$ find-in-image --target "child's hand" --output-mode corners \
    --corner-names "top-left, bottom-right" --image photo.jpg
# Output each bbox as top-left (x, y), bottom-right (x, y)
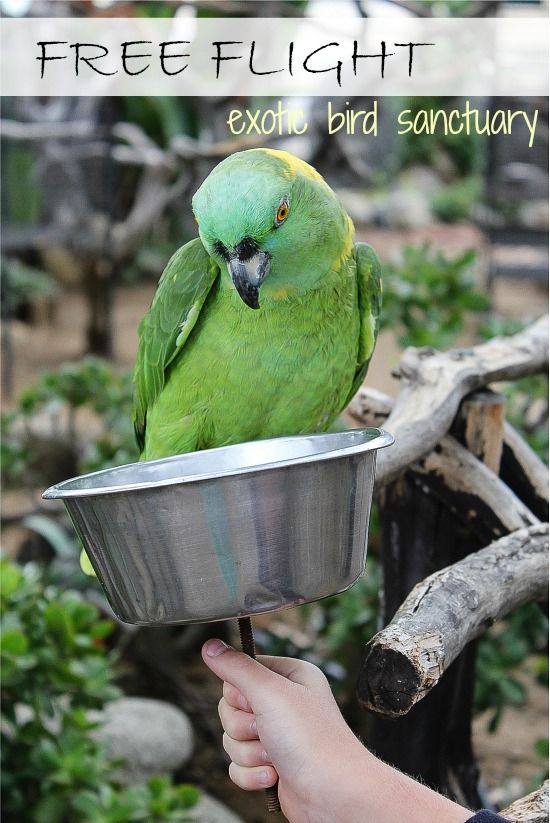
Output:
top-left (202, 638), bottom-right (368, 823)
top-left (202, 639), bottom-right (471, 823)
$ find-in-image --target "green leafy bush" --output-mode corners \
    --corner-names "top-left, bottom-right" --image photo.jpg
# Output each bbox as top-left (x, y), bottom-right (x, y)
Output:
top-left (381, 244), bottom-right (489, 349)
top-left (1, 559), bottom-right (199, 823)
top-left (431, 175), bottom-right (483, 223)
top-left (0, 411), bottom-right (30, 488)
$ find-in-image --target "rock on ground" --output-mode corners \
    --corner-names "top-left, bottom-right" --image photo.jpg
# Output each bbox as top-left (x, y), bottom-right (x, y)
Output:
top-left (91, 697), bottom-right (194, 784)
top-left (192, 793), bottom-right (246, 823)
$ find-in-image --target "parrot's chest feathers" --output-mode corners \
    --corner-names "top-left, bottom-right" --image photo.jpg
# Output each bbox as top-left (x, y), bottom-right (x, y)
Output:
top-left (219, 271), bottom-right (357, 371)
top-left (145, 261), bottom-right (361, 454)
top-left (172, 268), bottom-right (360, 437)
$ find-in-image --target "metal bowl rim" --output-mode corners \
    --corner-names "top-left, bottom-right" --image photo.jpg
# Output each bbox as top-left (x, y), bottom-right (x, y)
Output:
top-left (43, 427), bottom-right (393, 500)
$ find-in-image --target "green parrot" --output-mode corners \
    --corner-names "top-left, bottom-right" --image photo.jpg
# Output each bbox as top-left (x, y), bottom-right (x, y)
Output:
top-left (133, 148), bottom-right (381, 460)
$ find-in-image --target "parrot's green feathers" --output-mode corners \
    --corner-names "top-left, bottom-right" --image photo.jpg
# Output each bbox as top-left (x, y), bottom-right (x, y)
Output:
top-left (133, 148), bottom-right (382, 460)
top-left (132, 239), bottom-right (218, 451)
top-left (345, 242), bottom-right (382, 406)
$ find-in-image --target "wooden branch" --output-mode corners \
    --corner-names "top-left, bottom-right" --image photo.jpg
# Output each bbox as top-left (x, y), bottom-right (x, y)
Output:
top-left (1, 119), bottom-right (99, 140)
top-left (170, 133), bottom-right (266, 160)
top-left (501, 780), bottom-right (549, 823)
top-left (348, 385), bottom-right (393, 424)
top-left (111, 122), bottom-right (183, 171)
top-left (351, 317), bottom-right (548, 488)
top-left (367, 389), bottom-right (510, 806)
top-left (110, 170), bottom-right (190, 260)
top-left (357, 524), bottom-right (549, 717)
top-left (349, 388), bottom-right (540, 539)
top-left (452, 389), bottom-right (504, 473)
top-left (414, 435), bottom-right (538, 539)
top-left (501, 422), bottom-right (549, 521)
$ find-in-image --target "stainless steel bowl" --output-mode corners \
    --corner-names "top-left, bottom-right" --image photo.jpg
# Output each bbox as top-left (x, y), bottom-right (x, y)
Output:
top-left (43, 428), bottom-right (393, 626)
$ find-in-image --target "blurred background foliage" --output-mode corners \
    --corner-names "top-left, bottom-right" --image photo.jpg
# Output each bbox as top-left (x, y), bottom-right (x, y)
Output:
top-left (1, 0), bottom-right (548, 820)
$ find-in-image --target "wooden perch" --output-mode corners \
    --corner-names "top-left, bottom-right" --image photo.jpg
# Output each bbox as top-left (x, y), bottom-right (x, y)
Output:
top-left (361, 317), bottom-right (548, 489)
top-left (349, 387), bottom-right (544, 538)
top-left (413, 435), bottom-right (538, 538)
top-left (357, 524), bottom-right (549, 717)
top-left (501, 780), bottom-right (549, 823)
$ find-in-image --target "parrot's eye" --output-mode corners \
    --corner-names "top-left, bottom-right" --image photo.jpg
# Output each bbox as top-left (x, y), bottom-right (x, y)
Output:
top-left (274, 196), bottom-right (290, 228)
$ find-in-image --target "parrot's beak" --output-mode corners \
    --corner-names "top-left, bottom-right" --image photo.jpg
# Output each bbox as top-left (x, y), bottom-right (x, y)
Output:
top-left (227, 251), bottom-right (271, 310)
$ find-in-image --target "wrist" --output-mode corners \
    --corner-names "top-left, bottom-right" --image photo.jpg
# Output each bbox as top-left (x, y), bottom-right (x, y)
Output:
top-left (310, 737), bottom-right (378, 823)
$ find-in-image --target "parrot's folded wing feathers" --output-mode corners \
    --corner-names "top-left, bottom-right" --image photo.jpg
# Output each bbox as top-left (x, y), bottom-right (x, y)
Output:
top-left (133, 239), bottom-right (219, 452)
top-left (344, 242), bottom-right (382, 407)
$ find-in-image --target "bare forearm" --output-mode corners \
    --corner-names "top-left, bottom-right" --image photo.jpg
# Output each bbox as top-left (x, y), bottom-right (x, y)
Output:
top-left (319, 741), bottom-right (470, 823)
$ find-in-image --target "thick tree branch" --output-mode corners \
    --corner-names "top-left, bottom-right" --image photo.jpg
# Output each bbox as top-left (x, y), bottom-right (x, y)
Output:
top-left (350, 317), bottom-right (548, 489)
top-left (349, 387), bottom-right (543, 538)
top-left (413, 435), bottom-right (538, 539)
top-left (501, 780), bottom-right (549, 823)
top-left (357, 524), bottom-right (549, 717)
top-left (110, 170), bottom-right (190, 260)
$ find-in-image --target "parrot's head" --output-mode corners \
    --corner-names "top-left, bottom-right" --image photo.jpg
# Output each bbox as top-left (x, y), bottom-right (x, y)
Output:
top-left (192, 148), bottom-right (353, 309)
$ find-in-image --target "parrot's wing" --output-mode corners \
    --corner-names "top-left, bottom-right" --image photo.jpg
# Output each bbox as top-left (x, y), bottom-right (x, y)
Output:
top-left (133, 238), bottom-right (219, 452)
top-left (344, 242), bottom-right (382, 407)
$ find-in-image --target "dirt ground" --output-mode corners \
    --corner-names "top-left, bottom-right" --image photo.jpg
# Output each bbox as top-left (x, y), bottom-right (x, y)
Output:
top-left (473, 672), bottom-right (548, 808)
top-left (2, 222), bottom-right (548, 818)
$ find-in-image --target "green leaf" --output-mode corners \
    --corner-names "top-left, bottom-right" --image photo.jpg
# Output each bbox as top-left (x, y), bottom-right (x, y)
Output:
top-left (0, 561), bottom-right (24, 600)
top-left (32, 792), bottom-right (68, 823)
top-left (1, 628), bottom-right (29, 656)
top-left (89, 620), bottom-right (114, 640)
top-left (535, 737), bottom-right (549, 759)
top-left (71, 790), bottom-right (103, 820)
top-left (498, 677), bottom-right (525, 708)
top-left (70, 599), bottom-right (98, 629)
top-left (173, 783), bottom-right (200, 809)
top-left (79, 549), bottom-right (97, 577)
top-left (44, 602), bottom-right (75, 647)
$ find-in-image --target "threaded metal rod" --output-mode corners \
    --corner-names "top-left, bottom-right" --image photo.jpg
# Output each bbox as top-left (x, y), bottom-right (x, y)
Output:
top-left (238, 615), bottom-right (256, 658)
top-left (237, 617), bottom-right (281, 815)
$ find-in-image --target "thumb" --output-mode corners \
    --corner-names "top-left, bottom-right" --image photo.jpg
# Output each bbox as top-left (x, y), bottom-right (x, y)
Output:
top-left (202, 639), bottom-right (289, 710)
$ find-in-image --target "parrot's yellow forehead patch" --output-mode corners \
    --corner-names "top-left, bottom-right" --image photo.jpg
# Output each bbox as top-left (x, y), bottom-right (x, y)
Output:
top-left (261, 149), bottom-right (324, 183)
